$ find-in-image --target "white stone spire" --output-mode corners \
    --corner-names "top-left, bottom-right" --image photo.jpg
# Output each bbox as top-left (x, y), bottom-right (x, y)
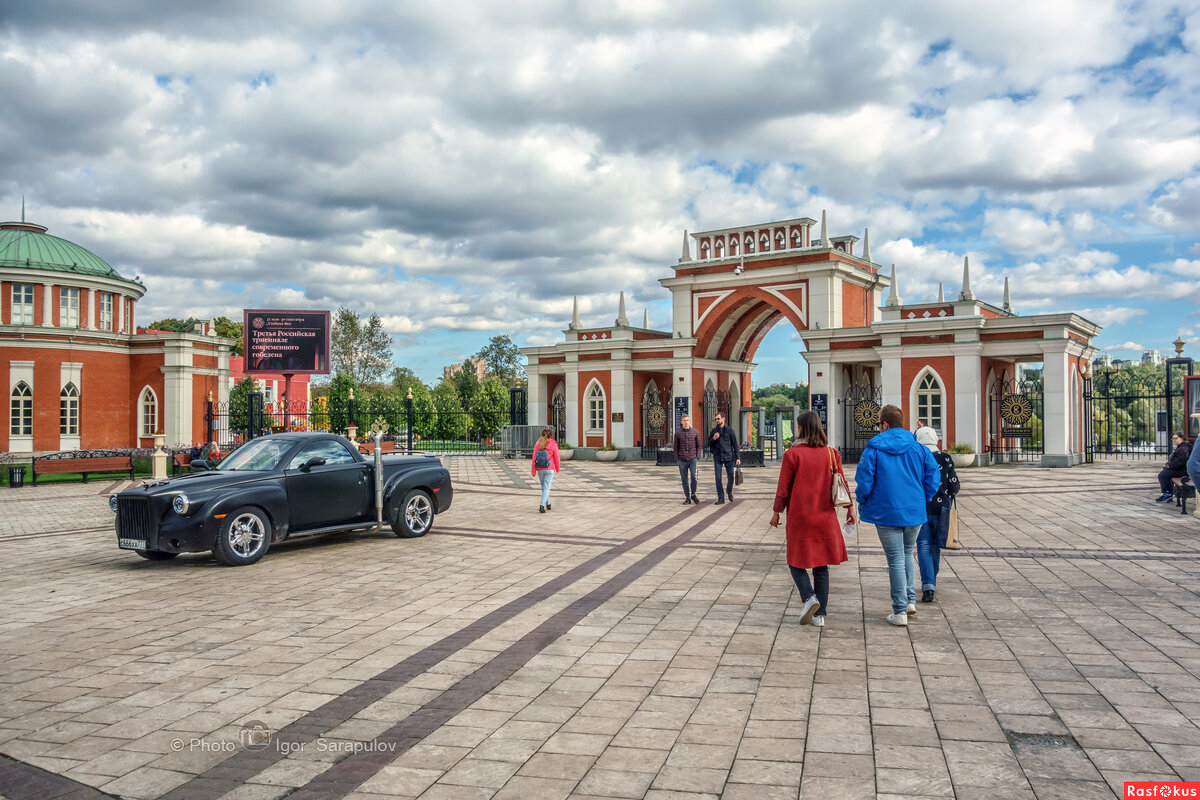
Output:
top-left (679, 229), bottom-right (691, 263)
top-left (642, 308), bottom-right (649, 329)
top-left (570, 296), bottom-right (580, 329)
top-left (958, 256), bottom-right (975, 301)
top-left (1002, 276), bottom-right (1014, 314)
top-left (937, 282), bottom-right (945, 303)
top-left (886, 264), bottom-right (902, 308)
top-left (616, 291), bottom-right (629, 327)
top-left (862, 228), bottom-right (871, 262)
top-left (818, 209), bottom-right (828, 246)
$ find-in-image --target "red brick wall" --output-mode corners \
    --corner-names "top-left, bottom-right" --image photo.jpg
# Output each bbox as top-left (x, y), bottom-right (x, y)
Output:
top-left (842, 282), bottom-right (869, 328)
top-left (1, 282), bottom-right (9, 323)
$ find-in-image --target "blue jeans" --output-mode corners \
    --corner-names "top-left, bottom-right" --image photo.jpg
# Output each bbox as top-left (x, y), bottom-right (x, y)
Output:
top-left (714, 459), bottom-right (735, 500)
top-left (877, 524), bottom-right (920, 614)
top-left (915, 512), bottom-right (941, 591)
top-left (1189, 444), bottom-right (1200, 492)
top-left (538, 469), bottom-right (554, 506)
top-left (677, 458), bottom-right (698, 499)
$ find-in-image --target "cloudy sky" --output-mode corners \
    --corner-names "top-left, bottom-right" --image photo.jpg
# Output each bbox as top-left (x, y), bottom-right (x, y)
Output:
top-left (3, 1), bottom-right (1200, 386)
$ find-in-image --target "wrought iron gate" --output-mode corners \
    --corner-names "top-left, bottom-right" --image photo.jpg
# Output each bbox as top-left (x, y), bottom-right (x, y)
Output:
top-left (549, 392), bottom-right (567, 444)
top-left (640, 387), bottom-right (672, 459)
top-left (1087, 367), bottom-right (1170, 460)
top-left (841, 383), bottom-right (881, 463)
top-left (700, 388), bottom-right (731, 442)
top-left (986, 373), bottom-right (1044, 462)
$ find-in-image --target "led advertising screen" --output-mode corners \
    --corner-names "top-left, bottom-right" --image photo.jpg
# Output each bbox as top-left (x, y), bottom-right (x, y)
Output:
top-left (243, 309), bottom-right (331, 375)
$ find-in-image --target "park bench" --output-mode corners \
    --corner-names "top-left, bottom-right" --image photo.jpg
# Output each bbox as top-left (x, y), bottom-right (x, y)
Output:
top-left (1171, 475), bottom-right (1194, 516)
top-left (358, 441), bottom-right (396, 455)
top-left (32, 452), bottom-right (134, 486)
top-left (172, 452), bottom-right (192, 475)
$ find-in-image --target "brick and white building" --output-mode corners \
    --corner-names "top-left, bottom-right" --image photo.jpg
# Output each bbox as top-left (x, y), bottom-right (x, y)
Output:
top-left (1, 219), bottom-right (234, 452)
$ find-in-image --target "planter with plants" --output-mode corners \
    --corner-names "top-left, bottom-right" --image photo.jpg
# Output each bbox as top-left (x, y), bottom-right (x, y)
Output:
top-left (596, 443), bottom-right (619, 462)
top-left (558, 442), bottom-right (574, 461)
top-left (946, 443), bottom-right (976, 468)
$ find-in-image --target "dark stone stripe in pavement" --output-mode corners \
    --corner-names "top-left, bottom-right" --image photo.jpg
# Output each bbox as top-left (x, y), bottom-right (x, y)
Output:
top-left (159, 503), bottom-right (706, 800)
top-left (0, 753), bottom-right (116, 800)
top-left (436, 526), bottom-right (615, 547)
top-left (286, 504), bottom-right (735, 800)
top-left (493, 458), bottom-right (534, 489)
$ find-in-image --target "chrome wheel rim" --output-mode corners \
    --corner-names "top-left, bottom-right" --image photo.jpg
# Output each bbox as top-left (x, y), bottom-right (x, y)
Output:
top-left (405, 494), bottom-right (432, 534)
top-left (228, 513), bottom-right (266, 557)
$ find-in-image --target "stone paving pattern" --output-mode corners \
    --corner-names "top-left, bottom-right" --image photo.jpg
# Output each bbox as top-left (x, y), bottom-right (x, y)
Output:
top-left (0, 455), bottom-right (1198, 799)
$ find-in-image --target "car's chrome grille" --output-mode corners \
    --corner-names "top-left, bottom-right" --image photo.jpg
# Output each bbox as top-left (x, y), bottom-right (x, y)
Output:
top-left (117, 497), bottom-right (153, 543)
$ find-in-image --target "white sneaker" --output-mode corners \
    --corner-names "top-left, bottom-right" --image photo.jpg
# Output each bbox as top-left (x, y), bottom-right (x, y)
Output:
top-left (907, 603), bottom-right (917, 616)
top-left (887, 612), bottom-right (908, 627)
top-left (798, 596), bottom-right (821, 625)
top-left (810, 615), bottom-right (825, 627)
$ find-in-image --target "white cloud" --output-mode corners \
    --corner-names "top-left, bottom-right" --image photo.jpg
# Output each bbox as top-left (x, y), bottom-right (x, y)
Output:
top-left (1103, 341), bottom-right (1147, 353)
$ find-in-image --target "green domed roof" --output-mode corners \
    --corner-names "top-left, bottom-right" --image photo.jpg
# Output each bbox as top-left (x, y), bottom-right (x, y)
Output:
top-left (0, 221), bottom-right (138, 284)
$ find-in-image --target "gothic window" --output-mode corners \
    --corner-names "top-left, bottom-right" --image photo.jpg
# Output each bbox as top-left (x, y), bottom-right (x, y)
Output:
top-left (791, 230), bottom-right (801, 247)
top-left (745, 235), bottom-right (754, 254)
top-left (60, 383), bottom-right (80, 435)
top-left (729, 237), bottom-right (738, 256)
top-left (140, 387), bottom-right (158, 437)
top-left (916, 373), bottom-right (944, 435)
top-left (586, 381), bottom-right (606, 433)
top-left (760, 234), bottom-right (769, 251)
top-left (10, 382), bottom-right (32, 436)
top-left (774, 231), bottom-right (785, 250)
top-left (714, 239), bottom-right (723, 258)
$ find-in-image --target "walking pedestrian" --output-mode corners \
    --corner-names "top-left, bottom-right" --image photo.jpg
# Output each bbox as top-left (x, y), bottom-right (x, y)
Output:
top-left (914, 426), bottom-right (960, 603)
top-left (672, 414), bottom-right (703, 504)
top-left (708, 412), bottom-right (741, 505)
top-left (769, 411), bottom-right (854, 627)
top-left (531, 427), bottom-right (561, 513)
top-left (854, 404), bottom-right (940, 627)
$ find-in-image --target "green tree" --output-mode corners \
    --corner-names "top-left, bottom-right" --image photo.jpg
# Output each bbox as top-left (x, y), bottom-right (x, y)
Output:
top-left (228, 376), bottom-right (260, 433)
top-left (390, 367), bottom-right (423, 396)
top-left (330, 307), bottom-right (393, 385)
top-left (452, 360), bottom-right (481, 408)
top-left (408, 380), bottom-right (436, 440)
top-left (470, 377), bottom-right (509, 441)
top-left (213, 316), bottom-right (244, 356)
top-left (476, 335), bottom-right (526, 387)
top-left (328, 371), bottom-right (358, 435)
top-left (147, 317), bottom-right (189, 332)
top-left (432, 379), bottom-right (466, 440)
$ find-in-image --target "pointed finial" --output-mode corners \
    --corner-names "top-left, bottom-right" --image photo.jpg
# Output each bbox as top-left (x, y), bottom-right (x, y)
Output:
top-left (959, 256), bottom-right (975, 301)
top-left (616, 291), bottom-right (629, 326)
top-left (937, 282), bottom-right (945, 303)
top-left (1002, 276), bottom-right (1014, 314)
top-left (642, 308), bottom-right (649, 329)
top-left (886, 264), bottom-right (902, 308)
top-left (862, 228), bottom-right (871, 262)
top-left (818, 210), bottom-right (828, 246)
top-left (679, 229), bottom-right (692, 263)
top-left (570, 296), bottom-right (580, 330)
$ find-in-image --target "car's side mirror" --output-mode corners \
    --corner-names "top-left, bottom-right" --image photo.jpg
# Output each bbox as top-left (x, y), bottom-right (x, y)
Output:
top-left (299, 457), bottom-right (327, 473)
top-left (189, 459), bottom-right (211, 472)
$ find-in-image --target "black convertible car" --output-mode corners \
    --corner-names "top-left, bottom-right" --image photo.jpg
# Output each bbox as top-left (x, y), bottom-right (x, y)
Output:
top-left (109, 432), bottom-right (453, 566)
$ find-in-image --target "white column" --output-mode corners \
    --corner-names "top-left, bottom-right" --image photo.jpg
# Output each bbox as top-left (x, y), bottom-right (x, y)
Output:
top-left (162, 339), bottom-right (194, 445)
top-left (115, 293), bottom-right (124, 333)
top-left (880, 349), bottom-right (903, 409)
top-left (611, 364), bottom-right (634, 448)
top-left (527, 367), bottom-right (545, 426)
top-left (806, 351), bottom-right (835, 447)
top-left (953, 348), bottom-right (982, 454)
top-left (564, 368), bottom-right (580, 448)
top-left (42, 283), bottom-right (53, 326)
top-left (1041, 344), bottom-right (1072, 467)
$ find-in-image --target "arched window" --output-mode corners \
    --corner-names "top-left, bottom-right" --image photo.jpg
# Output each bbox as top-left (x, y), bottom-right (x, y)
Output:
top-left (714, 239), bottom-right (723, 258)
top-left (10, 382), bottom-right (32, 436)
top-left (774, 231), bottom-right (785, 250)
top-left (759, 234), bottom-right (769, 252)
top-left (915, 373), bottom-right (944, 435)
top-left (791, 230), bottom-right (802, 247)
top-left (140, 387), bottom-right (158, 437)
top-left (60, 383), bottom-right (80, 436)
top-left (586, 381), bottom-right (606, 434)
top-left (700, 242), bottom-right (710, 259)
top-left (744, 235), bottom-right (754, 254)
top-left (729, 237), bottom-right (738, 256)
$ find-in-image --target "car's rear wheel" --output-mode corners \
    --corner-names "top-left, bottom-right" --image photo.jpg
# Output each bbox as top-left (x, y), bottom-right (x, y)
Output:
top-left (392, 489), bottom-right (434, 538)
top-left (213, 507), bottom-right (271, 566)
top-left (134, 550), bottom-right (178, 561)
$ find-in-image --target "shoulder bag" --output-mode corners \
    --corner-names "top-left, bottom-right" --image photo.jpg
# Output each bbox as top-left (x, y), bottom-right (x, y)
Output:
top-left (827, 447), bottom-right (853, 508)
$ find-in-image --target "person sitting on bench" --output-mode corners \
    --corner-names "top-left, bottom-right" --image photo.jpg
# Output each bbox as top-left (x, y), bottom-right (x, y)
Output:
top-left (1157, 431), bottom-right (1192, 502)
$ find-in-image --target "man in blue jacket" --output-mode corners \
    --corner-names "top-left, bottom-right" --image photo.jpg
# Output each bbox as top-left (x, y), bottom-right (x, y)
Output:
top-left (854, 404), bottom-right (941, 627)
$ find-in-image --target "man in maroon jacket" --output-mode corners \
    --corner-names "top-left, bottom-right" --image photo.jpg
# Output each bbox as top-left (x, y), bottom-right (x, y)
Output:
top-left (673, 414), bottom-right (703, 504)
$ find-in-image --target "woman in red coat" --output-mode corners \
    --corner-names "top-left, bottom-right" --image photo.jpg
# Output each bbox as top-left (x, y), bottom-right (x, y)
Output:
top-left (769, 411), bottom-right (855, 627)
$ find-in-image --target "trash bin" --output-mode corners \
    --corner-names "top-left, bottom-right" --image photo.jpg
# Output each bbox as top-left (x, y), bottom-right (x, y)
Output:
top-left (8, 466), bottom-right (24, 488)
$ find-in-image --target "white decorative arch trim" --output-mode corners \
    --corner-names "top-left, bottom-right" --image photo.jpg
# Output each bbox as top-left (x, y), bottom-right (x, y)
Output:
top-left (760, 283), bottom-right (808, 327)
top-left (584, 379), bottom-right (606, 437)
top-left (692, 290), bottom-right (735, 334)
top-left (908, 365), bottom-right (948, 440)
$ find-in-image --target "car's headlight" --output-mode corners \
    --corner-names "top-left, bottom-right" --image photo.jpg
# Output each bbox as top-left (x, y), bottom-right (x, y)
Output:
top-left (172, 494), bottom-right (191, 515)
top-left (109, 496), bottom-right (119, 513)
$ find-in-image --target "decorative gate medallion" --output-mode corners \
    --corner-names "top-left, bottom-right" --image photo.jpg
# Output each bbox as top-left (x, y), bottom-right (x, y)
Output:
top-left (853, 399), bottom-right (881, 430)
top-left (999, 393), bottom-right (1034, 439)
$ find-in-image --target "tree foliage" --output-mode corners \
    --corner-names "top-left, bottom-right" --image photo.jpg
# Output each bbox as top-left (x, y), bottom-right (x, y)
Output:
top-left (408, 380), bottom-right (436, 439)
top-left (432, 379), bottom-right (466, 440)
top-left (228, 376), bottom-right (260, 433)
top-left (452, 360), bottom-right (481, 407)
top-left (330, 307), bottom-right (393, 385)
top-left (328, 371), bottom-right (357, 435)
top-left (470, 377), bottom-right (509, 440)
top-left (751, 383), bottom-right (808, 408)
top-left (213, 316), bottom-right (244, 356)
top-left (476, 335), bottom-right (526, 387)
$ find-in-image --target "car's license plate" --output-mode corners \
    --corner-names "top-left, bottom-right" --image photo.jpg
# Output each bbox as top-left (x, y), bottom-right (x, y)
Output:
top-left (118, 537), bottom-right (147, 550)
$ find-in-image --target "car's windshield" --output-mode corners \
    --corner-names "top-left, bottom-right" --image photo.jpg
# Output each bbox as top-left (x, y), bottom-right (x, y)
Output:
top-left (218, 439), bottom-right (295, 471)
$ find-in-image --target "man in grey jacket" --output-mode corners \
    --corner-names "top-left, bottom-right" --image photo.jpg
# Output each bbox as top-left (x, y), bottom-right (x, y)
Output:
top-left (672, 414), bottom-right (703, 504)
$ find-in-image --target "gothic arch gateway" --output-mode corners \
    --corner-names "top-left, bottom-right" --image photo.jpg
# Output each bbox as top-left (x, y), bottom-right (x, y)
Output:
top-left (522, 214), bottom-right (1099, 466)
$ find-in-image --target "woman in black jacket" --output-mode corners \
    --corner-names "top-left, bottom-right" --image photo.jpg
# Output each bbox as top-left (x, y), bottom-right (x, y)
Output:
top-left (1157, 432), bottom-right (1192, 502)
top-left (915, 427), bottom-right (959, 603)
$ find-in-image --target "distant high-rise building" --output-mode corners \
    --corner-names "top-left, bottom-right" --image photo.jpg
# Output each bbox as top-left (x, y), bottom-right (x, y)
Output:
top-left (443, 357), bottom-right (488, 382)
top-left (1141, 349), bottom-right (1163, 366)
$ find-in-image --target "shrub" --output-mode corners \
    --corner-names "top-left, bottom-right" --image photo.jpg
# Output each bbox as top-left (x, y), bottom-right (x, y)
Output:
top-left (598, 443), bottom-right (617, 451)
top-left (946, 442), bottom-right (975, 454)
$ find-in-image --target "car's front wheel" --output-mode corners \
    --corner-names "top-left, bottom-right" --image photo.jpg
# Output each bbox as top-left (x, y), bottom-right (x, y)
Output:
top-left (392, 489), bottom-right (434, 538)
top-left (213, 507), bottom-right (271, 566)
top-left (135, 550), bottom-right (178, 561)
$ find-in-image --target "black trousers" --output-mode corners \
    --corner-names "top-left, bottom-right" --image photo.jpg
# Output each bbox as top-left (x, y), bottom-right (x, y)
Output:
top-left (789, 565), bottom-right (829, 616)
top-left (714, 459), bottom-right (735, 500)
top-left (1160, 467), bottom-right (1188, 494)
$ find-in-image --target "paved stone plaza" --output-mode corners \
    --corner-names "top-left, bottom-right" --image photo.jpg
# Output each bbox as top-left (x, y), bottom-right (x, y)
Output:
top-left (0, 457), bottom-right (1198, 800)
